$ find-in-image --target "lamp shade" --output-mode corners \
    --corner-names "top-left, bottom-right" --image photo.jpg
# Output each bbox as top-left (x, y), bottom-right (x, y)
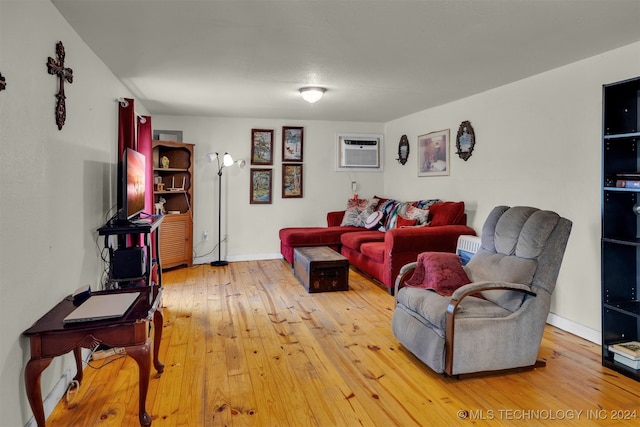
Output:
top-left (299, 87), bottom-right (326, 103)
top-left (223, 153), bottom-right (234, 167)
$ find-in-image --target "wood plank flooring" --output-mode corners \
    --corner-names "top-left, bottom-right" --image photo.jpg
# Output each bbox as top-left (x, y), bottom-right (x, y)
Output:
top-left (46, 260), bottom-right (640, 426)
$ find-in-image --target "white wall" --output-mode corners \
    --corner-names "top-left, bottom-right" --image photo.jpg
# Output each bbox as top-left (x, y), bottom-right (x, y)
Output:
top-left (0, 1), bottom-right (146, 425)
top-left (384, 42), bottom-right (640, 339)
top-left (151, 116), bottom-right (384, 263)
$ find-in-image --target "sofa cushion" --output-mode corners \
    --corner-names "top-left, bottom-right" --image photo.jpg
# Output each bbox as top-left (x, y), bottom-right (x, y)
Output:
top-left (341, 230), bottom-right (385, 251)
top-left (364, 211), bottom-right (384, 229)
top-left (279, 226), bottom-right (361, 246)
top-left (375, 197), bottom-right (441, 230)
top-left (360, 241), bottom-right (385, 263)
top-left (404, 205), bottom-right (430, 225)
top-left (383, 201), bottom-right (407, 230)
top-left (429, 201), bottom-right (465, 226)
top-left (396, 216), bottom-right (418, 228)
top-left (340, 198), bottom-right (380, 227)
top-left (406, 252), bottom-right (471, 296)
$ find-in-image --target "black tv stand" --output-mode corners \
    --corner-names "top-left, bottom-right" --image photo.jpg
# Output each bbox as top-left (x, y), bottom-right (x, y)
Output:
top-left (98, 215), bottom-right (164, 289)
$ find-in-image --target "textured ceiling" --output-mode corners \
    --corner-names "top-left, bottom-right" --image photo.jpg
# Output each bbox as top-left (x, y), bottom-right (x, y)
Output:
top-left (52, 0), bottom-right (640, 122)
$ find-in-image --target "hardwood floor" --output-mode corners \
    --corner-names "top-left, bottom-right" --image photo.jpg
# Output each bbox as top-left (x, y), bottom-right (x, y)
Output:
top-left (46, 260), bottom-right (640, 426)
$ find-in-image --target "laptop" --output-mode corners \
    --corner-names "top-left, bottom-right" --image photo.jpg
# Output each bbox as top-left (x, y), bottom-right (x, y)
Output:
top-left (63, 292), bottom-right (140, 324)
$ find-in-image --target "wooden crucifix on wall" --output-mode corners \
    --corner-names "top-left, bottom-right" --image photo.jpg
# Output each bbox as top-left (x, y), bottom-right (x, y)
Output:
top-left (47, 41), bottom-right (73, 130)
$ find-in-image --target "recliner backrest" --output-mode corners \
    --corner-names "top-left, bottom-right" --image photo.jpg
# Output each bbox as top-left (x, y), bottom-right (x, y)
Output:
top-left (464, 206), bottom-right (568, 312)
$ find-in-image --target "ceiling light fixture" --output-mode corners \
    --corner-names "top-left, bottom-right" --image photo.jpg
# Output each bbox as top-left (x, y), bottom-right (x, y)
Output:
top-left (299, 87), bottom-right (326, 103)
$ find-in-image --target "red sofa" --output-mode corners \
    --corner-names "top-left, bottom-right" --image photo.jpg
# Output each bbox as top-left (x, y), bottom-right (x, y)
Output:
top-left (279, 200), bottom-right (476, 294)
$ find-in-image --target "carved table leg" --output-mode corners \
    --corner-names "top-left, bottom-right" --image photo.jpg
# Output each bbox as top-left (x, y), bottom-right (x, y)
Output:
top-left (126, 341), bottom-right (152, 426)
top-left (25, 358), bottom-right (53, 427)
top-left (153, 309), bottom-right (164, 373)
top-left (72, 346), bottom-right (83, 384)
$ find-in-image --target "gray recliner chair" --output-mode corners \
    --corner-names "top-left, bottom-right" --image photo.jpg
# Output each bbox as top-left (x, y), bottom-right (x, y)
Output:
top-left (391, 206), bottom-right (572, 377)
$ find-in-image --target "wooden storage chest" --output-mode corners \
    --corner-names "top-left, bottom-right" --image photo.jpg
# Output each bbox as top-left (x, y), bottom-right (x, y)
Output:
top-left (293, 246), bottom-right (349, 293)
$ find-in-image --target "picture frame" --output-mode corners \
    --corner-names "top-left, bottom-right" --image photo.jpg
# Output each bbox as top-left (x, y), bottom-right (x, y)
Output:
top-left (455, 120), bottom-right (475, 161)
top-left (251, 129), bottom-right (274, 165)
top-left (418, 129), bottom-right (450, 176)
top-left (250, 168), bottom-right (273, 204)
top-left (282, 126), bottom-right (304, 162)
top-left (282, 164), bottom-right (303, 198)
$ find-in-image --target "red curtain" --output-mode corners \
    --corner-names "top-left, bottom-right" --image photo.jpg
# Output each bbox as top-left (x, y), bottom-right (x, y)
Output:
top-left (118, 98), bottom-right (136, 159)
top-left (137, 115), bottom-right (153, 215)
top-left (118, 99), bottom-right (158, 284)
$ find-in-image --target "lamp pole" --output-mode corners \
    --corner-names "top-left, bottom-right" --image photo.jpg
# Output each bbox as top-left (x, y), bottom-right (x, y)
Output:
top-left (210, 152), bottom-right (234, 267)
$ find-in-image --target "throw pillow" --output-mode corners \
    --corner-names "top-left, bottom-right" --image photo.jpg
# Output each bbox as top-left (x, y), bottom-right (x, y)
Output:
top-left (406, 252), bottom-right (471, 296)
top-left (405, 205), bottom-right (430, 225)
top-left (396, 215), bottom-right (417, 228)
top-left (428, 201), bottom-right (465, 226)
top-left (364, 211), bottom-right (384, 229)
top-left (340, 198), bottom-right (380, 227)
top-left (382, 202), bottom-right (407, 230)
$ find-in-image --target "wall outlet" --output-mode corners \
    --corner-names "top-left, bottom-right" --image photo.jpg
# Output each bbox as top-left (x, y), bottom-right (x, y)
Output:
top-left (202, 230), bottom-right (208, 241)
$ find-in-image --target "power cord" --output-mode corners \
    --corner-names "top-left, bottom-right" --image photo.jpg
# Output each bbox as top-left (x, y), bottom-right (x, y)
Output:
top-left (64, 344), bottom-right (126, 406)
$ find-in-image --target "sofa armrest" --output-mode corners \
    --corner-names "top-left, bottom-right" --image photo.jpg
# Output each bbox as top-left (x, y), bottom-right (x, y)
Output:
top-left (327, 210), bottom-right (345, 227)
top-left (383, 225), bottom-right (476, 288)
top-left (386, 225), bottom-right (476, 254)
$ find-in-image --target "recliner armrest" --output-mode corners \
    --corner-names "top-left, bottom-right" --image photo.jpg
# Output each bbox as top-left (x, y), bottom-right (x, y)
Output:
top-left (394, 262), bottom-right (417, 304)
top-left (449, 281), bottom-right (535, 303)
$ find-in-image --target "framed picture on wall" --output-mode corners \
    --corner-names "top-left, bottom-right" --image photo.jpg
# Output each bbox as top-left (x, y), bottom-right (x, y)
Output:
top-left (282, 126), bottom-right (304, 162)
top-left (250, 168), bottom-right (273, 204)
top-left (418, 129), bottom-right (450, 177)
top-left (282, 164), bottom-right (303, 198)
top-left (251, 129), bottom-right (274, 165)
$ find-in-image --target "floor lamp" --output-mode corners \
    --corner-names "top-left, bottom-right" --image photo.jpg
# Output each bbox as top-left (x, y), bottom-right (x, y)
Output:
top-left (208, 152), bottom-right (234, 267)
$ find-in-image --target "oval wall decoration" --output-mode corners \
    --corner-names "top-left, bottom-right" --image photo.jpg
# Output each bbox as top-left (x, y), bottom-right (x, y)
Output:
top-left (397, 134), bottom-right (409, 165)
top-left (455, 121), bottom-right (475, 161)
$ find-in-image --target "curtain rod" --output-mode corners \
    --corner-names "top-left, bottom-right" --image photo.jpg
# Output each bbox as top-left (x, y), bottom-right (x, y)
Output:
top-left (116, 98), bottom-right (147, 123)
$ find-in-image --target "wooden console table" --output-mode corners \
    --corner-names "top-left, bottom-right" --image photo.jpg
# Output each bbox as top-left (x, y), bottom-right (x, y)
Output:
top-left (22, 286), bottom-right (164, 426)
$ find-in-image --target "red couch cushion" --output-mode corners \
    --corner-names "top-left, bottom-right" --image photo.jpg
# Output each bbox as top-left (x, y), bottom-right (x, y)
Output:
top-left (340, 230), bottom-right (385, 251)
top-left (279, 226), bottom-right (361, 246)
top-left (360, 242), bottom-right (385, 263)
top-left (429, 201), bottom-right (465, 226)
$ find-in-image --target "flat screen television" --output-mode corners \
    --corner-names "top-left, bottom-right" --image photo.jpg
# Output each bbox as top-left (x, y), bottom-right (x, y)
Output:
top-left (118, 148), bottom-right (146, 222)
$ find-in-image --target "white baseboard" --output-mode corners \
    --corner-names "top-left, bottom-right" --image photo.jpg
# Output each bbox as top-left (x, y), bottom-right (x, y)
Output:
top-left (24, 366), bottom-right (73, 427)
top-left (547, 312), bottom-right (601, 345)
top-left (24, 349), bottom-right (91, 427)
top-left (194, 253), bottom-right (283, 265)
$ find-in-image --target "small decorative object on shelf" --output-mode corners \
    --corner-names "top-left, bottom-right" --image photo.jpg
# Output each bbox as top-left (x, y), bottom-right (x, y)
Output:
top-left (609, 341), bottom-right (640, 359)
top-left (155, 197), bottom-right (166, 215)
top-left (46, 41), bottom-right (73, 130)
top-left (161, 155), bottom-right (170, 168)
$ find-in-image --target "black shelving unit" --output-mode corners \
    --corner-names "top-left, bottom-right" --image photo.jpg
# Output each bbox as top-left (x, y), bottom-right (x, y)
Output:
top-left (98, 215), bottom-right (164, 290)
top-left (601, 76), bottom-right (640, 381)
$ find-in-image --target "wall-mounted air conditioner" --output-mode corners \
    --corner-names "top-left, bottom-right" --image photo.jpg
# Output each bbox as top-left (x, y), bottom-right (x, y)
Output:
top-left (336, 133), bottom-right (383, 172)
